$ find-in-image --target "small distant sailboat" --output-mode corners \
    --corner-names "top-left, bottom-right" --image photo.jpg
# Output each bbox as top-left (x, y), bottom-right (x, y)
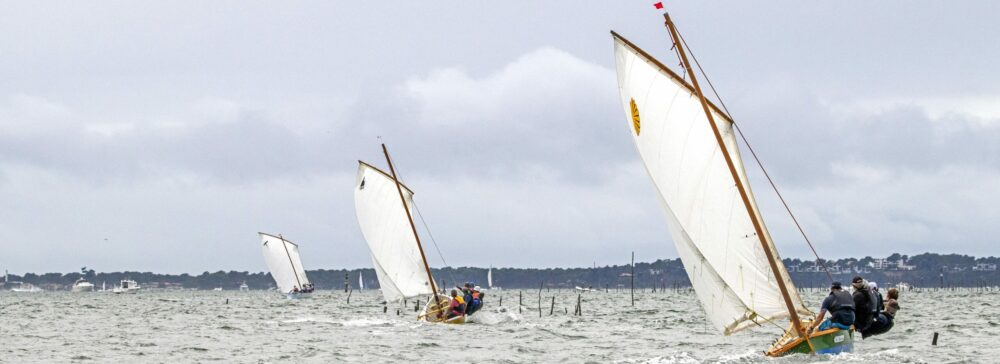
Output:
top-left (354, 144), bottom-right (466, 324)
top-left (112, 279), bottom-right (140, 294)
top-left (358, 271), bottom-right (365, 291)
top-left (259, 232), bottom-right (313, 299)
top-left (487, 266), bottom-right (500, 291)
top-left (613, 7), bottom-right (850, 356)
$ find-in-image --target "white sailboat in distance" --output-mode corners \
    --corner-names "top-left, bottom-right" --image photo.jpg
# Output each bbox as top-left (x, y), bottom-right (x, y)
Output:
top-left (259, 232), bottom-right (313, 299)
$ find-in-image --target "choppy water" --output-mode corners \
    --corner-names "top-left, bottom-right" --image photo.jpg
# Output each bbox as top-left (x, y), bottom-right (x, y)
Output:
top-left (0, 288), bottom-right (994, 363)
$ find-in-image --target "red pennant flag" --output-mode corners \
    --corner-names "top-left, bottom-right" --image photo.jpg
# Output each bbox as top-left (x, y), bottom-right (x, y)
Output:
top-left (654, 2), bottom-right (664, 9)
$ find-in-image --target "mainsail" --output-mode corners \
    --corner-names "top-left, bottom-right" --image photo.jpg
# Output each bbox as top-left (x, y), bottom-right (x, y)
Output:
top-left (354, 161), bottom-right (434, 302)
top-left (612, 32), bottom-right (809, 335)
top-left (359, 271), bottom-right (365, 290)
top-left (487, 267), bottom-right (493, 289)
top-left (260, 232), bottom-right (310, 294)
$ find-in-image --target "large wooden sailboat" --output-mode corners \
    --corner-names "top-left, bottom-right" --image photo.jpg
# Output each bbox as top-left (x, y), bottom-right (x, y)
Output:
top-left (260, 232), bottom-right (313, 299)
top-left (612, 9), bottom-right (852, 356)
top-left (353, 144), bottom-right (464, 324)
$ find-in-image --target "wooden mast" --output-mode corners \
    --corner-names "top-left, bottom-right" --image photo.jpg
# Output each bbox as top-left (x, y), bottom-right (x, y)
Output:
top-left (381, 143), bottom-right (442, 306)
top-left (277, 234), bottom-right (303, 290)
top-left (661, 11), bottom-right (806, 339)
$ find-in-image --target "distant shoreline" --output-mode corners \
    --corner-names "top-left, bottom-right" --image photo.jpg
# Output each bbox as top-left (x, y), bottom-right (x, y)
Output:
top-left (4, 252), bottom-right (998, 291)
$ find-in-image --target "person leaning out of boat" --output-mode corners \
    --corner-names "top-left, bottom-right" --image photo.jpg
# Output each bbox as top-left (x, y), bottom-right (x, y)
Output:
top-left (447, 289), bottom-right (466, 319)
top-left (456, 282), bottom-right (474, 312)
top-left (869, 282), bottom-right (884, 312)
top-left (808, 281), bottom-right (855, 333)
top-left (862, 287), bottom-right (901, 338)
top-left (867, 281), bottom-right (880, 325)
top-left (852, 276), bottom-right (875, 332)
top-left (466, 286), bottom-right (484, 315)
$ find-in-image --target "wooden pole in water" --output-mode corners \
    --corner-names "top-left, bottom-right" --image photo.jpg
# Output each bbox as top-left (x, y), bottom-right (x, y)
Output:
top-left (499, 295), bottom-right (503, 307)
top-left (538, 282), bottom-right (543, 318)
top-left (576, 293), bottom-right (582, 315)
top-left (550, 296), bottom-right (555, 315)
top-left (661, 10), bottom-right (807, 340)
top-left (346, 288), bottom-right (352, 304)
top-left (932, 332), bottom-right (939, 345)
top-left (519, 291), bottom-right (523, 313)
top-left (631, 251), bottom-right (635, 307)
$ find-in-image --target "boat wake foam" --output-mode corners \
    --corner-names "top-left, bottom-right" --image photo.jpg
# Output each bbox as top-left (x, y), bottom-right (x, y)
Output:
top-left (466, 307), bottom-right (521, 325)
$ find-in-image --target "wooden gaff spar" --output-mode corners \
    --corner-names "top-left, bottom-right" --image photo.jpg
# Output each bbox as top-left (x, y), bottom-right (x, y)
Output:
top-left (611, 8), bottom-right (852, 356)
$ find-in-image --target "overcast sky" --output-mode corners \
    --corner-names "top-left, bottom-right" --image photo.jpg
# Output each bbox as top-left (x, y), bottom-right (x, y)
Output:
top-left (2, 1), bottom-right (998, 274)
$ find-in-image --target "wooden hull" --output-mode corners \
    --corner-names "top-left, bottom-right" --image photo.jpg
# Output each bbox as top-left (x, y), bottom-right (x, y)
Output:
top-left (766, 327), bottom-right (853, 357)
top-left (418, 295), bottom-right (473, 324)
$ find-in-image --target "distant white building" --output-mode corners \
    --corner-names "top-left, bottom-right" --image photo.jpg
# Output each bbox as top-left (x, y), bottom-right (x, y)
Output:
top-left (974, 263), bottom-right (997, 272)
top-left (870, 259), bottom-right (889, 270)
top-left (895, 260), bottom-right (916, 271)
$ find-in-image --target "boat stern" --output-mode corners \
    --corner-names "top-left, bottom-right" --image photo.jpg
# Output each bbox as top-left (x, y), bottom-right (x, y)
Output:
top-left (766, 324), bottom-right (854, 357)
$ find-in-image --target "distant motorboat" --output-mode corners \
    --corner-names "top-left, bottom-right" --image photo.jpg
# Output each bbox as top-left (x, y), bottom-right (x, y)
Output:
top-left (213, 287), bottom-right (223, 292)
top-left (112, 279), bottom-right (140, 294)
top-left (574, 286), bottom-right (594, 292)
top-left (72, 278), bottom-right (95, 292)
top-left (239, 281), bottom-right (249, 292)
top-left (896, 282), bottom-right (911, 291)
top-left (9, 282), bottom-right (43, 293)
top-left (2, 270), bottom-right (40, 292)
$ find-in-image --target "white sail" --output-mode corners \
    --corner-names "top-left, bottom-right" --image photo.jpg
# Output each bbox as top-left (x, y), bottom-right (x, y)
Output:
top-left (359, 271), bottom-right (365, 290)
top-left (613, 33), bottom-right (809, 335)
top-left (354, 161), bottom-right (434, 302)
top-left (260, 232), bottom-right (310, 294)
top-left (487, 267), bottom-right (493, 289)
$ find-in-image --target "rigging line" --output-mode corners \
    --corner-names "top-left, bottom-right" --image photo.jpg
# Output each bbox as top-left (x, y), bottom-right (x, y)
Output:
top-left (411, 197), bottom-right (458, 288)
top-left (385, 149), bottom-right (459, 289)
top-left (673, 28), bottom-right (833, 283)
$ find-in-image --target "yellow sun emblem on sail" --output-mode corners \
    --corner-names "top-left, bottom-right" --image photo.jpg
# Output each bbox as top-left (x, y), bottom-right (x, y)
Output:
top-left (630, 98), bottom-right (640, 136)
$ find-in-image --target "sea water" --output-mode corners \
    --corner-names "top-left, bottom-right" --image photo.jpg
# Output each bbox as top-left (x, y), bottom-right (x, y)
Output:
top-left (0, 288), bottom-right (993, 363)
